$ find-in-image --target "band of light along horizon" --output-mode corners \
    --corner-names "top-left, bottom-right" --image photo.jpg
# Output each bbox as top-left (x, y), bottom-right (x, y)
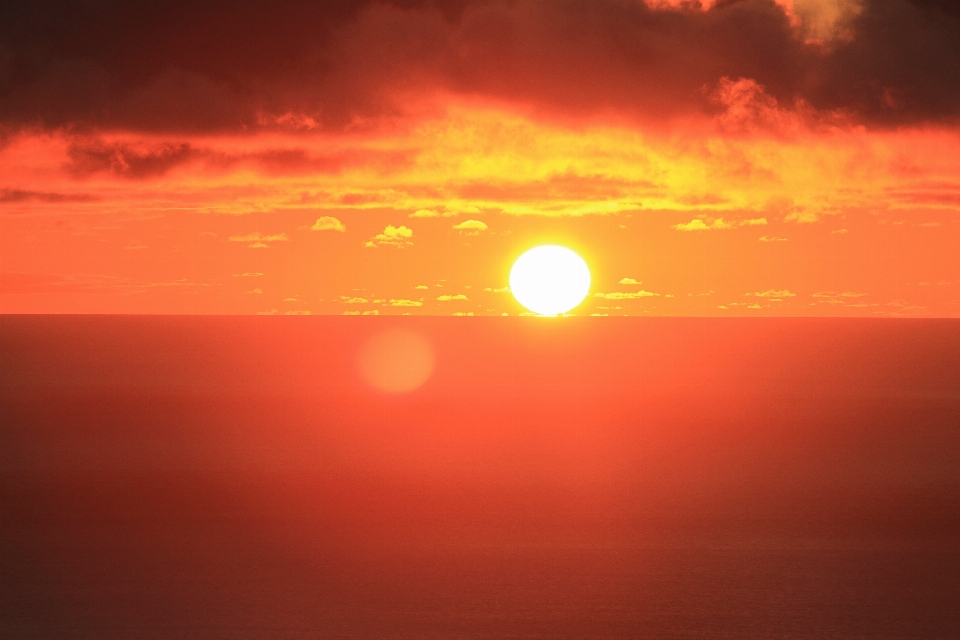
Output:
top-left (510, 246), bottom-right (591, 316)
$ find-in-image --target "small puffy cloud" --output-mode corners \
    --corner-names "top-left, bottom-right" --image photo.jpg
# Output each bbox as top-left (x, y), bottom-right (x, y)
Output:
top-left (619, 278), bottom-right (641, 285)
top-left (311, 216), bottom-right (346, 232)
top-left (410, 209), bottom-right (439, 218)
top-left (452, 312), bottom-right (475, 316)
top-left (283, 297), bottom-right (298, 302)
top-left (747, 304), bottom-right (762, 309)
top-left (785, 205), bottom-right (838, 224)
top-left (362, 310), bottom-right (379, 315)
top-left (233, 272), bottom-right (263, 277)
top-left (341, 296), bottom-right (368, 304)
top-left (748, 289), bottom-right (796, 297)
top-left (813, 291), bottom-right (868, 298)
top-left (364, 225), bottom-right (413, 248)
top-left (414, 285), bottom-right (429, 289)
top-left (673, 217), bottom-right (766, 231)
top-left (452, 219), bottom-right (488, 233)
top-left (759, 236), bottom-right (788, 242)
top-left (389, 299), bottom-right (423, 306)
top-left (343, 310), bottom-right (361, 315)
top-left (247, 288), bottom-right (263, 294)
top-left (595, 290), bottom-right (659, 299)
top-left (484, 286), bottom-right (509, 293)
top-left (248, 242), bottom-right (269, 249)
top-left (437, 294), bottom-right (468, 301)
top-left (285, 310), bottom-right (311, 315)
top-left (673, 218), bottom-right (713, 231)
top-left (229, 232), bottom-right (289, 242)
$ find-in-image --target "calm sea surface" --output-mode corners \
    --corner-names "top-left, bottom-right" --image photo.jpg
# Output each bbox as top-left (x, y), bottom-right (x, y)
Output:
top-left (2, 316), bottom-right (959, 639)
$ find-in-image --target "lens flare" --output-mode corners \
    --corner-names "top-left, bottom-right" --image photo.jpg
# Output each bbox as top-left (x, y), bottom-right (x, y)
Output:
top-left (358, 328), bottom-right (435, 393)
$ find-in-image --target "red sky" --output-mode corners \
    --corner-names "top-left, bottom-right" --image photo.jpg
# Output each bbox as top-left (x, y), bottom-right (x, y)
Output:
top-left (2, 0), bottom-right (959, 315)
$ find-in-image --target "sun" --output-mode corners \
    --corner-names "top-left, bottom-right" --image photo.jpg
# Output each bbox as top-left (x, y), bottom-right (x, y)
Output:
top-left (509, 245), bottom-right (591, 316)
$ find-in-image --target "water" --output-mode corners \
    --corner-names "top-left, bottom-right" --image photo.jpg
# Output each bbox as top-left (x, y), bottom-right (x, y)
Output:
top-left (2, 316), bottom-right (959, 639)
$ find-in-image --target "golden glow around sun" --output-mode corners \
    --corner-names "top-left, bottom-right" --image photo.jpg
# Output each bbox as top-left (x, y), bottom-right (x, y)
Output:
top-left (509, 246), bottom-right (591, 316)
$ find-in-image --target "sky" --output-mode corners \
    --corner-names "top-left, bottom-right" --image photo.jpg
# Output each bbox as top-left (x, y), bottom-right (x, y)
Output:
top-left (1, 0), bottom-right (959, 316)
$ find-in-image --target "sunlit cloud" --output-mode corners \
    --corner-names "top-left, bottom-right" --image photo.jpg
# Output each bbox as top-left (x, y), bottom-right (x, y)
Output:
top-left (311, 216), bottom-right (346, 232)
top-left (364, 225), bottom-right (413, 248)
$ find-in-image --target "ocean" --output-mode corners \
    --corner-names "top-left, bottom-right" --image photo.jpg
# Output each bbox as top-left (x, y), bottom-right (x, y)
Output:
top-left (2, 316), bottom-right (959, 639)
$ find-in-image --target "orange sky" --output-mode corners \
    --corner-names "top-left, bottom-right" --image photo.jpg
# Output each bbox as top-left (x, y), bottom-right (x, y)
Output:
top-left (2, 0), bottom-right (959, 315)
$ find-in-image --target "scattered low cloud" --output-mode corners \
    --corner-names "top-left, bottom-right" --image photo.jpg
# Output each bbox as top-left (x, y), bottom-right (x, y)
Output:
top-left (832, 229), bottom-right (849, 234)
top-left (749, 289), bottom-right (796, 298)
top-left (364, 225), bottom-right (413, 248)
top-left (619, 277), bottom-right (641, 285)
top-left (452, 219), bottom-right (488, 233)
top-left (311, 216), bottom-right (346, 232)
top-left (595, 290), bottom-right (659, 299)
top-left (411, 209), bottom-right (440, 218)
top-left (414, 285), bottom-right (429, 289)
top-left (233, 272), bottom-right (264, 277)
top-left (759, 236), bottom-right (788, 242)
top-left (813, 291), bottom-right (868, 298)
top-left (452, 312), bottom-right (475, 316)
top-left (437, 294), bottom-right (468, 301)
top-left (673, 217), bottom-right (766, 231)
top-left (484, 286), bottom-right (509, 293)
top-left (229, 232), bottom-right (289, 248)
top-left (341, 296), bottom-right (368, 303)
top-left (389, 299), bottom-right (423, 306)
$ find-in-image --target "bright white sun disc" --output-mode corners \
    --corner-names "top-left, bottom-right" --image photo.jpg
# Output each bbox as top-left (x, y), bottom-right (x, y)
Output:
top-left (510, 245), bottom-right (591, 316)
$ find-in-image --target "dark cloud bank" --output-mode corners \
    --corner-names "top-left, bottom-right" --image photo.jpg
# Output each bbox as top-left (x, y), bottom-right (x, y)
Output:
top-left (1, 0), bottom-right (958, 134)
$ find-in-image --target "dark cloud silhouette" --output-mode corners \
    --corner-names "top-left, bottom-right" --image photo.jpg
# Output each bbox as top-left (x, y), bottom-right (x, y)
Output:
top-left (1, 0), bottom-right (957, 133)
top-left (0, 188), bottom-right (99, 203)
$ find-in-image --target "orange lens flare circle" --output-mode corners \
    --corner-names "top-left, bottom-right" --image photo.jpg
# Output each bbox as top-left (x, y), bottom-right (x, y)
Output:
top-left (358, 328), bottom-right (435, 393)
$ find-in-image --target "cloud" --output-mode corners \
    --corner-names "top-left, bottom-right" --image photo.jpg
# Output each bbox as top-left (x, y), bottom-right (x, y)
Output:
top-left (0, 188), bottom-right (98, 203)
top-left (759, 236), bottom-right (789, 242)
top-left (437, 294), bottom-right (468, 301)
top-left (364, 224), bottom-right (413, 248)
top-left (813, 291), bottom-right (868, 297)
top-left (595, 290), bottom-right (659, 299)
top-left (410, 209), bottom-right (440, 218)
top-left (340, 296), bottom-right (369, 304)
top-left (389, 299), bottom-right (423, 306)
top-left (0, 272), bottom-right (212, 295)
top-left (484, 286), bottom-right (509, 293)
top-left (414, 285), bottom-right (429, 289)
top-left (619, 277), bottom-right (641, 285)
top-left (4, 0), bottom-right (960, 134)
top-left (310, 216), bottom-right (346, 232)
top-left (749, 289), bottom-right (797, 297)
top-left (673, 216), bottom-right (768, 231)
top-left (64, 141), bottom-right (197, 179)
top-left (452, 219), bottom-right (488, 232)
top-left (228, 233), bottom-right (289, 242)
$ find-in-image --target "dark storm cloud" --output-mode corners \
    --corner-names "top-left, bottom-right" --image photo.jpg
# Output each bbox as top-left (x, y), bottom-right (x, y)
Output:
top-left (0, 0), bottom-right (958, 133)
top-left (64, 140), bottom-right (198, 178)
